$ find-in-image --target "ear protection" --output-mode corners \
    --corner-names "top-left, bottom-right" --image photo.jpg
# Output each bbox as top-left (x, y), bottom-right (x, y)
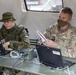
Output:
top-left (10, 51), bottom-right (21, 58)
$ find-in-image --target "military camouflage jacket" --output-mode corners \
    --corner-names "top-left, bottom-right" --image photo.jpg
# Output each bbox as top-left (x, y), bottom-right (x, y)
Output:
top-left (44, 24), bottom-right (76, 58)
top-left (0, 24), bottom-right (30, 50)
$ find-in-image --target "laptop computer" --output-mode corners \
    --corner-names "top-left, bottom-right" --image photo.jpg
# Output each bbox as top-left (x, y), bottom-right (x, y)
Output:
top-left (36, 44), bottom-right (75, 69)
top-left (0, 43), bottom-right (10, 55)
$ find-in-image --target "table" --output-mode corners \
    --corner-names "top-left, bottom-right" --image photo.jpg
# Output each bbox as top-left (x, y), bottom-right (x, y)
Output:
top-left (0, 54), bottom-right (76, 75)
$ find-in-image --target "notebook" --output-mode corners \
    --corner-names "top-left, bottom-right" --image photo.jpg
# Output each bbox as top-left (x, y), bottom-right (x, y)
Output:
top-left (0, 43), bottom-right (10, 55)
top-left (36, 44), bottom-right (75, 69)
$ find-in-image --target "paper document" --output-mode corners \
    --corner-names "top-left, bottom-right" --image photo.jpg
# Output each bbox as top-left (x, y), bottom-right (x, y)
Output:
top-left (37, 30), bottom-right (47, 42)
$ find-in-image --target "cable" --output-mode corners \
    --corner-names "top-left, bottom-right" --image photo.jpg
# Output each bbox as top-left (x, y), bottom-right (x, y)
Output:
top-left (12, 53), bottom-right (28, 68)
top-left (66, 66), bottom-right (71, 75)
top-left (10, 53), bottom-right (28, 75)
top-left (10, 51), bottom-right (21, 58)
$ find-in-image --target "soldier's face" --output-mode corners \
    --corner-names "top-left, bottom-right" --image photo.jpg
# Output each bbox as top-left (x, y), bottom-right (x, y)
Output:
top-left (58, 12), bottom-right (72, 31)
top-left (58, 11), bottom-right (71, 22)
top-left (4, 21), bottom-right (15, 29)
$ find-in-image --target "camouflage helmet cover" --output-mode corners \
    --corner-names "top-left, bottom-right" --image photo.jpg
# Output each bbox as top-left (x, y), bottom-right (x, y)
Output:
top-left (0, 12), bottom-right (16, 22)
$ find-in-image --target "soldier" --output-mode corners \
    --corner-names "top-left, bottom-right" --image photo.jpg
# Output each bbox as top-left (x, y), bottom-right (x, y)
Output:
top-left (42, 7), bottom-right (76, 58)
top-left (0, 12), bottom-right (30, 75)
top-left (0, 12), bottom-right (30, 50)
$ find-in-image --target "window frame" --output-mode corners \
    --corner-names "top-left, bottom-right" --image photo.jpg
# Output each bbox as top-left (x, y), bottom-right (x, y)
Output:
top-left (24, 0), bottom-right (64, 13)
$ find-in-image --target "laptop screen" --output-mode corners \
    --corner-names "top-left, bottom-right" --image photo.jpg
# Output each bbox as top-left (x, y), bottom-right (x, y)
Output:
top-left (36, 44), bottom-right (75, 69)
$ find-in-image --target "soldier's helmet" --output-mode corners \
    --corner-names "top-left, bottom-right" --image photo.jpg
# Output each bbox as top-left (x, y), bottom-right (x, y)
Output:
top-left (0, 12), bottom-right (16, 22)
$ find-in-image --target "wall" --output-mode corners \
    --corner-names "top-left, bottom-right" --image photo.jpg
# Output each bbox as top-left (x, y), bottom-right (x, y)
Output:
top-left (0, 0), bottom-right (76, 39)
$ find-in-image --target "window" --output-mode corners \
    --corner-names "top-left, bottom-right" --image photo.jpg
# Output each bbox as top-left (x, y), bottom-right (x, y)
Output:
top-left (24, 0), bottom-right (63, 12)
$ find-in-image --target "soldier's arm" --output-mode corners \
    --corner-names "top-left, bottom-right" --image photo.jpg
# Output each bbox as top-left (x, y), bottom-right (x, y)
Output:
top-left (58, 32), bottom-right (76, 58)
top-left (0, 29), bottom-right (3, 41)
top-left (43, 26), bottom-right (52, 39)
top-left (9, 29), bottom-right (30, 50)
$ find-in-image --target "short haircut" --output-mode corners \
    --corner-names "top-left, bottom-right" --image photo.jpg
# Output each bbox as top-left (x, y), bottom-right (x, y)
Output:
top-left (61, 7), bottom-right (73, 18)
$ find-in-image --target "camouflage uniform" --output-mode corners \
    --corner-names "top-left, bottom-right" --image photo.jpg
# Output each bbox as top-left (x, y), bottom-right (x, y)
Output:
top-left (0, 24), bottom-right (30, 75)
top-left (44, 23), bottom-right (76, 58)
top-left (0, 24), bottom-right (30, 50)
top-left (0, 12), bottom-right (30, 75)
top-left (0, 12), bottom-right (30, 50)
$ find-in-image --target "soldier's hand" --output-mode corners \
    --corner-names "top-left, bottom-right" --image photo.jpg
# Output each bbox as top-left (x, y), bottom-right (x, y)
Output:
top-left (43, 40), bottom-right (56, 48)
top-left (2, 42), bottom-right (10, 50)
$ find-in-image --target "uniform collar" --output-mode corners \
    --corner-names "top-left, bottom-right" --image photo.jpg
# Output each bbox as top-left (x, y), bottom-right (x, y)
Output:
top-left (2, 24), bottom-right (17, 31)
